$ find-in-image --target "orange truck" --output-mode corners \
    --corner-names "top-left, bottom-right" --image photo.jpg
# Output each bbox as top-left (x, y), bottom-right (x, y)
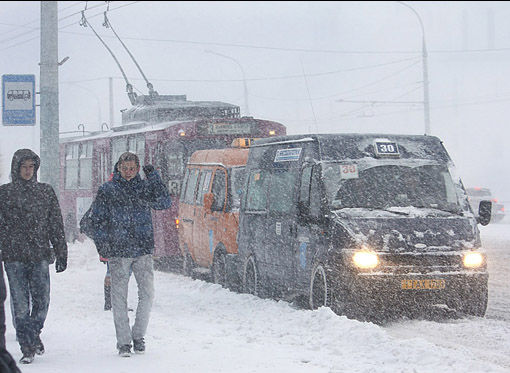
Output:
top-left (178, 139), bottom-right (251, 289)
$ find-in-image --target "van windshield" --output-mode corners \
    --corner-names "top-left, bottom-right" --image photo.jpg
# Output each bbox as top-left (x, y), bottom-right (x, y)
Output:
top-left (322, 163), bottom-right (461, 213)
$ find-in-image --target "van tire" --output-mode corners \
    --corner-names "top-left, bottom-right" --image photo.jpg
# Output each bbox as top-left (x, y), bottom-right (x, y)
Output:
top-left (309, 263), bottom-right (329, 310)
top-left (182, 250), bottom-right (195, 277)
top-left (212, 249), bottom-right (228, 287)
top-left (242, 256), bottom-right (258, 296)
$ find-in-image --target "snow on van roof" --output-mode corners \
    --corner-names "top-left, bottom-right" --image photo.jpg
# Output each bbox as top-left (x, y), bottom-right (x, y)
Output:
top-left (252, 133), bottom-right (450, 162)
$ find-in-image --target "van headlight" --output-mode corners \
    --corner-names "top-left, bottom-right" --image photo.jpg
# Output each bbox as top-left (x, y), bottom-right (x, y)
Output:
top-left (352, 250), bottom-right (379, 269)
top-left (463, 251), bottom-right (484, 268)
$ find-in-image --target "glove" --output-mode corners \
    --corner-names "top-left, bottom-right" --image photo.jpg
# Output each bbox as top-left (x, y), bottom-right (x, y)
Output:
top-left (143, 165), bottom-right (154, 177)
top-left (56, 256), bottom-right (67, 273)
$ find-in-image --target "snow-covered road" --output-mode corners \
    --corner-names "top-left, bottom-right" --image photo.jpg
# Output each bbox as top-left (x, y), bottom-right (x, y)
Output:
top-left (6, 223), bottom-right (510, 372)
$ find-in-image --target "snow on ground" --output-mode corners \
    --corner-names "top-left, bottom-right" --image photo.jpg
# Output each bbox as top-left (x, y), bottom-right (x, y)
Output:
top-left (4, 223), bottom-right (510, 373)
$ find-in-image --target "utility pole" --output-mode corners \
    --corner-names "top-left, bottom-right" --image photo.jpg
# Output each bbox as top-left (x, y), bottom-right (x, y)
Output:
top-left (397, 2), bottom-right (431, 135)
top-left (40, 1), bottom-right (59, 193)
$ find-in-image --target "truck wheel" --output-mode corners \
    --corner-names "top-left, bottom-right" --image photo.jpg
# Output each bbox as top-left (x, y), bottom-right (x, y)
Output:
top-left (212, 250), bottom-right (227, 287)
top-left (243, 256), bottom-right (258, 296)
top-left (309, 263), bottom-right (328, 310)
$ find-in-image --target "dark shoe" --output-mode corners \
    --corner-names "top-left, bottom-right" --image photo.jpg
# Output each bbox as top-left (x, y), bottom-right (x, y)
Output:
top-left (118, 344), bottom-right (131, 357)
top-left (35, 336), bottom-right (45, 355)
top-left (133, 338), bottom-right (145, 354)
top-left (20, 346), bottom-right (35, 364)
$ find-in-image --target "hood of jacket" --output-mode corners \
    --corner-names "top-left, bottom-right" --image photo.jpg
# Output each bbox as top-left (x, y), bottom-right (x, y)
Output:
top-left (10, 148), bottom-right (40, 183)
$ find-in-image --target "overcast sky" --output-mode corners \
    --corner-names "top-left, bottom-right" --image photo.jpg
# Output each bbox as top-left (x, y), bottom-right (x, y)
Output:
top-left (1, 1), bottom-right (510, 202)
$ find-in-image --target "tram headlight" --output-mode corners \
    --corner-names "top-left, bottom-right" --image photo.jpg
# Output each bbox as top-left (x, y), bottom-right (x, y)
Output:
top-left (463, 251), bottom-right (484, 268)
top-left (352, 249), bottom-right (379, 269)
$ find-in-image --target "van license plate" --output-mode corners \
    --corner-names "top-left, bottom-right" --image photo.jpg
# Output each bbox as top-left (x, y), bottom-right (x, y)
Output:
top-left (401, 279), bottom-right (446, 290)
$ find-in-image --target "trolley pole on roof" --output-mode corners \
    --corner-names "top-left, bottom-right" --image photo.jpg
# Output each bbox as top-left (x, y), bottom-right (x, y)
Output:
top-left (40, 1), bottom-right (60, 193)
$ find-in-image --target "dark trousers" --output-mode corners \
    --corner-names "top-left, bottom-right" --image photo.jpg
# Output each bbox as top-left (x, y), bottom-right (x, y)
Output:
top-left (4, 261), bottom-right (50, 350)
top-left (0, 262), bottom-right (21, 372)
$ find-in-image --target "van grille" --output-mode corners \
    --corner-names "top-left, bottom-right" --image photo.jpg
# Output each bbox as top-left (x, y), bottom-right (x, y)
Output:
top-left (377, 253), bottom-right (463, 274)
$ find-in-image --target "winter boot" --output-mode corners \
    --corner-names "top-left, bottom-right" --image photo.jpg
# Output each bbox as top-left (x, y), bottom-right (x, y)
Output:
top-left (118, 344), bottom-right (131, 357)
top-left (35, 335), bottom-right (45, 355)
top-left (104, 283), bottom-right (112, 311)
top-left (19, 346), bottom-right (35, 364)
top-left (133, 338), bottom-right (145, 354)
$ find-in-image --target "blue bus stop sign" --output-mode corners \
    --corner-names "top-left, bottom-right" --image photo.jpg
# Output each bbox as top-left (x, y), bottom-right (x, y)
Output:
top-left (2, 74), bottom-right (36, 125)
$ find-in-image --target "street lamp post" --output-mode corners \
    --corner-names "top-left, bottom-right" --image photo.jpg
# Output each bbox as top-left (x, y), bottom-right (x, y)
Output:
top-left (205, 50), bottom-right (250, 116)
top-left (397, 1), bottom-right (431, 135)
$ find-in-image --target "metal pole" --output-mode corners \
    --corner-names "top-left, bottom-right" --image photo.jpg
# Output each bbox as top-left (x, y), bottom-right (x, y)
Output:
top-left (397, 2), bottom-right (430, 135)
top-left (40, 1), bottom-right (59, 192)
top-left (109, 77), bottom-right (114, 127)
top-left (205, 50), bottom-right (250, 116)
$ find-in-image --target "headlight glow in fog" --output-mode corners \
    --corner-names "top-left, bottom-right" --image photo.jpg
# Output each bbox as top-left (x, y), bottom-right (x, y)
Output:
top-left (463, 252), bottom-right (483, 268)
top-left (352, 250), bottom-right (379, 269)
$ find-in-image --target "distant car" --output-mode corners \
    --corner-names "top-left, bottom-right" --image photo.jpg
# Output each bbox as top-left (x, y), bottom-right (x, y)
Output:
top-left (466, 187), bottom-right (505, 223)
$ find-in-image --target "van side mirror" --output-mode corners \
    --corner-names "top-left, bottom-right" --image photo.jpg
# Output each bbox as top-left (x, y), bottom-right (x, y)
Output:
top-left (203, 192), bottom-right (214, 213)
top-left (478, 200), bottom-right (492, 226)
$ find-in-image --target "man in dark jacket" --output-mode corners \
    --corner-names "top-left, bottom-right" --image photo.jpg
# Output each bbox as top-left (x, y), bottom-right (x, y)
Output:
top-left (0, 149), bottom-right (68, 364)
top-left (88, 152), bottom-right (171, 357)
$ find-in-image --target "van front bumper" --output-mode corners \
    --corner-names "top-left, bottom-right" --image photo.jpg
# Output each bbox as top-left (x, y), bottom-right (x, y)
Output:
top-left (332, 270), bottom-right (488, 318)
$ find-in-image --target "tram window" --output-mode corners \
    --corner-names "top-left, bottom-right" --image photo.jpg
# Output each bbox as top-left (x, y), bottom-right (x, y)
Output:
top-left (127, 136), bottom-right (145, 168)
top-left (162, 142), bottom-right (185, 179)
top-left (65, 143), bottom-right (79, 189)
top-left (79, 142), bottom-right (93, 189)
top-left (137, 137), bottom-right (145, 167)
top-left (211, 170), bottom-right (226, 211)
top-left (112, 138), bottom-right (127, 168)
top-left (196, 171), bottom-right (212, 206)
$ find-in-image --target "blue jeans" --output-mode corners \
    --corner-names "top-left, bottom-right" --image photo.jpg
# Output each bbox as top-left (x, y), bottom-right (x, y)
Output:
top-left (4, 261), bottom-right (50, 349)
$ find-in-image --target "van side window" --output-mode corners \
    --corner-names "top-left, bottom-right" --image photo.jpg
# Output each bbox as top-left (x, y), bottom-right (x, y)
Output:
top-left (310, 168), bottom-right (321, 218)
top-left (180, 168), bottom-right (190, 201)
top-left (231, 167), bottom-right (246, 211)
top-left (211, 169), bottom-right (226, 211)
top-left (196, 170), bottom-right (212, 206)
top-left (299, 166), bottom-right (312, 205)
top-left (184, 169), bottom-right (199, 204)
top-left (299, 166), bottom-right (321, 219)
top-left (245, 170), bottom-right (268, 211)
top-left (268, 170), bottom-right (297, 213)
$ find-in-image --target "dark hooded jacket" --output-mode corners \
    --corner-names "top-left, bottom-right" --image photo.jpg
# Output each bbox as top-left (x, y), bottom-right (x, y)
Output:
top-left (0, 149), bottom-right (67, 263)
top-left (88, 165), bottom-right (171, 258)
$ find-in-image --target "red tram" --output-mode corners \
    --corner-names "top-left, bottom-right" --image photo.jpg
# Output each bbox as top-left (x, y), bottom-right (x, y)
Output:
top-left (59, 94), bottom-right (286, 270)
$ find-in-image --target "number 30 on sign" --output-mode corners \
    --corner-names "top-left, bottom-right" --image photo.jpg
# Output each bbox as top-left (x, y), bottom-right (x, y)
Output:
top-left (340, 164), bottom-right (358, 179)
